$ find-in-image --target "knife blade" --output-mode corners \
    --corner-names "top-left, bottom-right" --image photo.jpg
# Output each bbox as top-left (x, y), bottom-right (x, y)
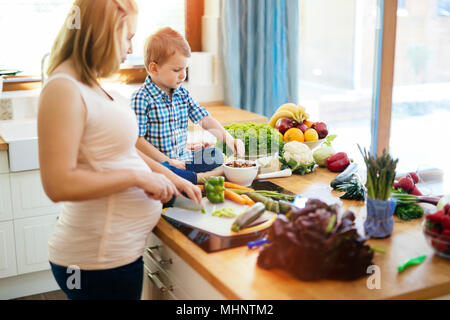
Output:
top-left (171, 195), bottom-right (205, 212)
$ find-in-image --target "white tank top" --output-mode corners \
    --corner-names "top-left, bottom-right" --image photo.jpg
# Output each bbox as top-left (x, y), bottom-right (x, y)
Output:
top-left (44, 74), bottom-right (162, 270)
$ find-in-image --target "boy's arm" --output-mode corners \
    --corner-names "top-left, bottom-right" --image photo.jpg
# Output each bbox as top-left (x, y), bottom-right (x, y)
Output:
top-left (136, 137), bottom-right (186, 169)
top-left (185, 92), bottom-right (245, 156)
top-left (200, 115), bottom-right (245, 157)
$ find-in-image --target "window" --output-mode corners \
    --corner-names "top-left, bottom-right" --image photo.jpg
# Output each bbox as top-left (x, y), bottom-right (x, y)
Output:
top-left (125, 0), bottom-right (185, 66)
top-left (0, 0), bottom-right (185, 76)
top-left (298, 0), bottom-right (378, 165)
top-left (390, 0), bottom-right (450, 185)
top-left (437, 0), bottom-right (450, 16)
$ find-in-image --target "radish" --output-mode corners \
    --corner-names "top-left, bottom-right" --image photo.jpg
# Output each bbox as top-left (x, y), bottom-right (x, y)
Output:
top-left (398, 177), bottom-right (415, 192)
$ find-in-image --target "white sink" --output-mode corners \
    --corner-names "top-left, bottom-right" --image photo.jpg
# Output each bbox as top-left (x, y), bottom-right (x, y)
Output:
top-left (0, 120), bottom-right (38, 172)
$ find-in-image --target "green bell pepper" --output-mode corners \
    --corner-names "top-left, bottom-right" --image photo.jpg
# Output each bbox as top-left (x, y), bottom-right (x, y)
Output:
top-left (204, 176), bottom-right (225, 203)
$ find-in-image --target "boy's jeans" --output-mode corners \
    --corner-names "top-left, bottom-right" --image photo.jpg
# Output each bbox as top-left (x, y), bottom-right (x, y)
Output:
top-left (160, 147), bottom-right (223, 185)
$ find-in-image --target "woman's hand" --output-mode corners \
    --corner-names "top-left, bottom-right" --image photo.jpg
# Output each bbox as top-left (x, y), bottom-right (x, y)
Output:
top-left (172, 175), bottom-right (203, 204)
top-left (168, 158), bottom-right (186, 170)
top-left (136, 171), bottom-right (180, 203)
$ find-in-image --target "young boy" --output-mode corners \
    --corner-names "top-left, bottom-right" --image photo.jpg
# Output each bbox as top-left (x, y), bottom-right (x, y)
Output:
top-left (131, 27), bottom-right (244, 184)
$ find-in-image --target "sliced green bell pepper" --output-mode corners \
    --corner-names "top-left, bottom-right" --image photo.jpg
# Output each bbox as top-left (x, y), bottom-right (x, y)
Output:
top-left (204, 176), bottom-right (225, 203)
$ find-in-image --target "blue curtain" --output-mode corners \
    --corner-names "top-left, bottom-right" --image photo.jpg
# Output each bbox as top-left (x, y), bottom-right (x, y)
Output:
top-left (220, 0), bottom-right (299, 117)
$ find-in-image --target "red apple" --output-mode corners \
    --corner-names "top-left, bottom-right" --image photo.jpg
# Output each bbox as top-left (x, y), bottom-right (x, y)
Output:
top-left (311, 122), bottom-right (328, 139)
top-left (295, 122), bottom-right (309, 133)
top-left (276, 118), bottom-right (295, 134)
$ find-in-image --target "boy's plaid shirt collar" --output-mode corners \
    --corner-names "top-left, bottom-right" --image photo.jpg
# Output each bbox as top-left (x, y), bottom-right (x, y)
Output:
top-left (144, 76), bottom-right (187, 101)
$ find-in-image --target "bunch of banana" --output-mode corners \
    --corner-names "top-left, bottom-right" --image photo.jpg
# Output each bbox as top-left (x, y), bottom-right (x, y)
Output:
top-left (268, 103), bottom-right (309, 128)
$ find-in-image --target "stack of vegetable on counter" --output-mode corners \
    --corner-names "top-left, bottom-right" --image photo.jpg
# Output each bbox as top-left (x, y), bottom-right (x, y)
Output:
top-left (257, 199), bottom-right (376, 281)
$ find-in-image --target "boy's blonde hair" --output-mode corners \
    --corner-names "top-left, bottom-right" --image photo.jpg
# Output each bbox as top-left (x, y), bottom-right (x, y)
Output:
top-left (47, 0), bottom-right (138, 86)
top-left (144, 27), bottom-right (191, 73)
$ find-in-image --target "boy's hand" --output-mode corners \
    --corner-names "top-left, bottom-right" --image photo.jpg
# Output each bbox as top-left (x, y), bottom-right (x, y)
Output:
top-left (233, 138), bottom-right (245, 157)
top-left (169, 159), bottom-right (186, 170)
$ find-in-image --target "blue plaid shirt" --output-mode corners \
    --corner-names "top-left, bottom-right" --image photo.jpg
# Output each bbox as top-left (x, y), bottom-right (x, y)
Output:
top-left (131, 76), bottom-right (210, 161)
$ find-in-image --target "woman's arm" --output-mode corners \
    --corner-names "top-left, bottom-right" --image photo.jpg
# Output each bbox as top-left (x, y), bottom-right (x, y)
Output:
top-left (38, 79), bottom-right (177, 203)
top-left (136, 149), bottom-right (202, 204)
top-left (199, 115), bottom-right (245, 156)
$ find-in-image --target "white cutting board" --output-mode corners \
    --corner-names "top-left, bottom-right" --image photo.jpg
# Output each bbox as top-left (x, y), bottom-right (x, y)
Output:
top-left (163, 198), bottom-right (275, 237)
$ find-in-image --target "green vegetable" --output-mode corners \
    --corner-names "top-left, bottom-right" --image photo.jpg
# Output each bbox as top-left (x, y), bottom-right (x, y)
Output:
top-left (246, 192), bottom-right (280, 213)
top-left (323, 134), bottom-right (337, 147)
top-left (359, 145), bottom-right (398, 201)
top-left (279, 200), bottom-right (294, 215)
top-left (313, 145), bottom-right (336, 167)
top-left (391, 188), bottom-right (424, 220)
top-left (231, 202), bottom-right (266, 232)
top-left (437, 195), bottom-right (450, 210)
top-left (313, 135), bottom-right (337, 167)
top-left (204, 176), bottom-right (225, 203)
top-left (335, 176), bottom-right (365, 201)
top-left (217, 122), bottom-right (283, 157)
top-left (227, 189), bottom-right (295, 201)
top-left (280, 158), bottom-right (316, 175)
top-left (330, 162), bottom-right (359, 189)
top-left (280, 141), bottom-right (316, 175)
top-left (397, 255), bottom-right (426, 273)
top-left (324, 214), bottom-right (336, 235)
top-left (394, 203), bottom-right (423, 220)
top-left (370, 246), bottom-right (386, 254)
top-left (212, 207), bottom-right (237, 218)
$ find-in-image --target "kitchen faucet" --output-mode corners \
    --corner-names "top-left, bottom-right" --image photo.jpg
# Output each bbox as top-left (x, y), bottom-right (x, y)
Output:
top-left (41, 52), bottom-right (50, 87)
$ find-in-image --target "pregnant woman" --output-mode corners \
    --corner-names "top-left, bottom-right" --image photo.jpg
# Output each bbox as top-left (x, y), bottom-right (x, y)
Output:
top-left (38, 0), bottom-right (201, 300)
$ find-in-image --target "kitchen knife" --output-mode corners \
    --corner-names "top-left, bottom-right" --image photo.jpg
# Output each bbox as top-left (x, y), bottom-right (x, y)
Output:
top-left (257, 168), bottom-right (292, 180)
top-left (171, 194), bottom-right (205, 212)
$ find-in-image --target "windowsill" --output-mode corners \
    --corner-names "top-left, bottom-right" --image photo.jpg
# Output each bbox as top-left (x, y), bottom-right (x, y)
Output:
top-left (2, 65), bottom-right (148, 92)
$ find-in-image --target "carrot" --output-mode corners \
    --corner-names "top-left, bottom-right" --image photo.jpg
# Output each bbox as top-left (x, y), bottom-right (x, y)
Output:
top-left (197, 185), bottom-right (204, 192)
top-left (240, 194), bottom-right (255, 206)
top-left (224, 189), bottom-right (247, 205)
top-left (224, 182), bottom-right (254, 191)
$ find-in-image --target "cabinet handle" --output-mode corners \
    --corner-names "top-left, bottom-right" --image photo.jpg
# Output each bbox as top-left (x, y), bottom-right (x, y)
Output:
top-left (146, 246), bottom-right (173, 266)
top-left (147, 271), bottom-right (168, 293)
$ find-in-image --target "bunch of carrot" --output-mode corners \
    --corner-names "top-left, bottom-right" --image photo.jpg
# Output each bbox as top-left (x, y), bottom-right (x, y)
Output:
top-left (197, 182), bottom-right (255, 206)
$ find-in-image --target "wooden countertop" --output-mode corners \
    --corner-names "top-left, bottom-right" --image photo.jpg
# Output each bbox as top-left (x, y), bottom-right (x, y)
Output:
top-left (154, 168), bottom-right (450, 300)
top-left (0, 137), bottom-right (7, 151)
top-left (188, 104), bottom-right (268, 130)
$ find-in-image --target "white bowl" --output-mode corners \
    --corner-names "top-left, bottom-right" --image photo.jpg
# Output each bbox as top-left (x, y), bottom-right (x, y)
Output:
top-left (302, 138), bottom-right (325, 150)
top-left (223, 160), bottom-right (259, 187)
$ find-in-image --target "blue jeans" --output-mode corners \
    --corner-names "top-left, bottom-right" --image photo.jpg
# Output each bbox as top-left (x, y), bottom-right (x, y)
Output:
top-left (49, 256), bottom-right (143, 300)
top-left (161, 147), bottom-right (223, 185)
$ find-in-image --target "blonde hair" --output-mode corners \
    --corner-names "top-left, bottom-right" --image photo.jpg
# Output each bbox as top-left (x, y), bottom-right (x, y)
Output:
top-left (47, 0), bottom-right (138, 86)
top-left (144, 27), bottom-right (191, 73)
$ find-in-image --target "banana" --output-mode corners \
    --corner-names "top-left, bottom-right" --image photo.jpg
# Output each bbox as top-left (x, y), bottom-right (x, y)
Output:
top-left (276, 103), bottom-right (298, 115)
top-left (268, 110), bottom-right (297, 128)
top-left (303, 112), bottom-right (309, 121)
top-left (276, 103), bottom-right (303, 123)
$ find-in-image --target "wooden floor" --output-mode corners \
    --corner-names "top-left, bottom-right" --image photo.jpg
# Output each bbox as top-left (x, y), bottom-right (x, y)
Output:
top-left (14, 290), bottom-right (67, 300)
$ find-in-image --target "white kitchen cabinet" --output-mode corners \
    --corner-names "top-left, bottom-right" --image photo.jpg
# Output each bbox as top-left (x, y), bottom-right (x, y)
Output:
top-left (141, 233), bottom-right (226, 300)
top-left (14, 214), bottom-right (59, 274)
top-left (0, 221), bottom-right (18, 278)
top-left (0, 151), bottom-right (8, 174)
top-left (10, 170), bottom-right (60, 219)
top-left (0, 174), bottom-right (13, 222)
